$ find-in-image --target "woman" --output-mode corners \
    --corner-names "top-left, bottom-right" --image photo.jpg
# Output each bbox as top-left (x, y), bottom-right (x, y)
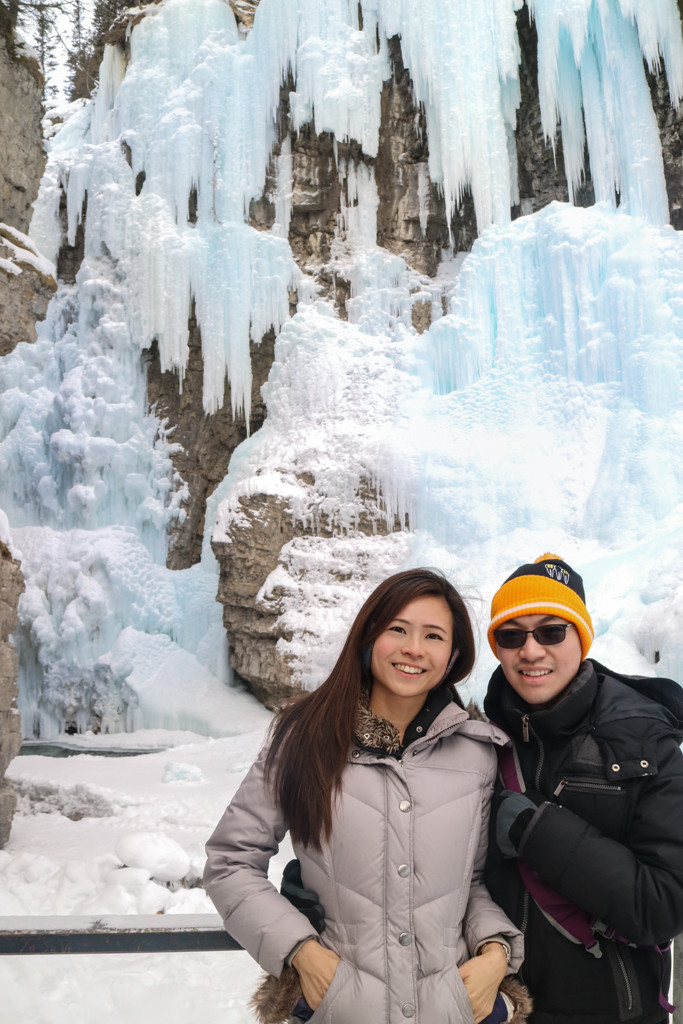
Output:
top-left (204, 569), bottom-right (526, 1024)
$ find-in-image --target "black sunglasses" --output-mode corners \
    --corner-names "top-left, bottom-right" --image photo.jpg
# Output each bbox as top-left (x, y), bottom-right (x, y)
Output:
top-left (493, 623), bottom-right (571, 649)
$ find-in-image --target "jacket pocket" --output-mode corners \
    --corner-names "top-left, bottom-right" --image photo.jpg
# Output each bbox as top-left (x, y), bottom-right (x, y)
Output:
top-left (445, 961), bottom-right (476, 1024)
top-left (606, 942), bottom-right (643, 1021)
top-left (307, 957), bottom-right (349, 1024)
top-left (553, 776), bottom-right (628, 839)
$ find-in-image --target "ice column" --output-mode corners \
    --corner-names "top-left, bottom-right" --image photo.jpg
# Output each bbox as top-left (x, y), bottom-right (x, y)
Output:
top-left (529, 0), bottom-right (683, 223)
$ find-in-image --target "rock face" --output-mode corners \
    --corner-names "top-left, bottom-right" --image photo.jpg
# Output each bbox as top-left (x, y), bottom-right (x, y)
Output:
top-left (0, 541), bottom-right (24, 848)
top-left (0, 223), bottom-right (57, 356)
top-left (212, 489), bottom-right (409, 708)
top-left (0, 22), bottom-right (48, 843)
top-left (146, 311), bottom-right (276, 569)
top-left (0, 30), bottom-right (44, 234)
top-left (0, 28), bottom-right (56, 357)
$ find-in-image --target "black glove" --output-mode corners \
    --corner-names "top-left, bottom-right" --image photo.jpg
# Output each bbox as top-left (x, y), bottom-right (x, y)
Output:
top-left (495, 790), bottom-right (539, 858)
top-left (280, 858), bottom-right (326, 934)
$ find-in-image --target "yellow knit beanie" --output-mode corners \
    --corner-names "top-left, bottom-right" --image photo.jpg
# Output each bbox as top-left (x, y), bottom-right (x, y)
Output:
top-left (488, 553), bottom-right (594, 659)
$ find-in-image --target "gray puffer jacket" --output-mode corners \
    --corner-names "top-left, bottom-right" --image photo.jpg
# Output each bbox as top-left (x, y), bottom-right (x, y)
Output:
top-left (204, 701), bottom-right (523, 1024)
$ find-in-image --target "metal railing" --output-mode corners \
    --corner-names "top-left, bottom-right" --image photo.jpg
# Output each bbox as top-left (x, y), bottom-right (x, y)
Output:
top-left (0, 915), bottom-right (681, 1021)
top-left (0, 913), bottom-right (238, 955)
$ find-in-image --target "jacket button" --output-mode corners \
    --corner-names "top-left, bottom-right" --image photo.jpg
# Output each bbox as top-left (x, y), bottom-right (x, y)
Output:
top-left (399, 932), bottom-right (412, 946)
top-left (399, 800), bottom-right (411, 812)
top-left (611, 764), bottom-right (620, 772)
top-left (352, 750), bottom-right (360, 758)
top-left (640, 760), bottom-right (649, 769)
top-left (402, 1004), bottom-right (415, 1017)
top-left (398, 864), bottom-right (410, 877)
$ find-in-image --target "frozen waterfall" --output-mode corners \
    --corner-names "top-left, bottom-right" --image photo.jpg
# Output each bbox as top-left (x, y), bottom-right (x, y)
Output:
top-left (2, 0), bottom-right (683, 734)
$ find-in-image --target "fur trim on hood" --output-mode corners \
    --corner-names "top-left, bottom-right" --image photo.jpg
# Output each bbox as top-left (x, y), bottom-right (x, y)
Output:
top-left (251, 964), bottom-right (532, 1024)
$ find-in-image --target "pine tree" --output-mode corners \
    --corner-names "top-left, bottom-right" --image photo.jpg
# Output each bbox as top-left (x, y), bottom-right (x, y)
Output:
top-left (1, 1), bottom-right (66, 95)
top-left (69, 0), bottom-right (144, 100)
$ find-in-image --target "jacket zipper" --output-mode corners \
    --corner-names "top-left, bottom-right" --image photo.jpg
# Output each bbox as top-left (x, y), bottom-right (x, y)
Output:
top-left (615, 945), bottom-right (634, 1012)
top-left (520, 714), bottom-right (545, 789)
top-left (554, 778), bottom-right (623, 796)
top-left (520, 888), bottom-right (529, 935)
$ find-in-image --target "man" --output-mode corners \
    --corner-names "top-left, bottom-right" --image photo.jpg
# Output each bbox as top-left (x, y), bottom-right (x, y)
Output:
top-left (485, 553), bottom-right (683, 1024)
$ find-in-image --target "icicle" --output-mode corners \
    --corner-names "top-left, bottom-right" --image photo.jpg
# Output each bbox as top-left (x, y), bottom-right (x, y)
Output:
top-left (529, 0), bottom-right (682, 224)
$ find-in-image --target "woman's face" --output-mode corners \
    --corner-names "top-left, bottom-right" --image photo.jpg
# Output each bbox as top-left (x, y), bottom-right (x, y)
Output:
top-left (370, 595), bottom-right (454, 716)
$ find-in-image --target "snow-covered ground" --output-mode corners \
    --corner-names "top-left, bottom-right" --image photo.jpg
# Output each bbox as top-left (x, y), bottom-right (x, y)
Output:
top-left (0, 702), bottom-right (274, 1023)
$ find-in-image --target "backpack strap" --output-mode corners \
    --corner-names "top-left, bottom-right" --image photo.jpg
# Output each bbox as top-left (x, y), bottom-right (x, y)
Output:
top-left (497, 744), bottom-right (602, 957)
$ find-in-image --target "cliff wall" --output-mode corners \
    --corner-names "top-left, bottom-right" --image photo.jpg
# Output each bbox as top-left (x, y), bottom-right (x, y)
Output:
top-left (0, 540), bottom-right (24, 846)
top-left (0, 20), bottom-right (44, 841)
top-left (0, 26), bottom-right (56, 356)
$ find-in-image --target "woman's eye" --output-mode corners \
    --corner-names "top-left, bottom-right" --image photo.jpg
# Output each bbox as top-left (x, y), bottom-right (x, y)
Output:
top-left (389, 625), bottom-right (405, 634)
top-left (426, 632), bottom-right (444, 641)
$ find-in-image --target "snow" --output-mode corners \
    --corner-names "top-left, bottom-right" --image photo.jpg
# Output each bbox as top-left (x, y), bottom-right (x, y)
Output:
top-left (1, 721), bottom-right (275, 1022)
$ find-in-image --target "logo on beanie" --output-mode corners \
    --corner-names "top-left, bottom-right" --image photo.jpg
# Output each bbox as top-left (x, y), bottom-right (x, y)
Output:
top-left (545, 563), bottom-right (569, 584)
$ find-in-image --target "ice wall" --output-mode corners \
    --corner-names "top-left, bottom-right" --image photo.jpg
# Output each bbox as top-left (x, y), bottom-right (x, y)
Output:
top-left (3, 0), bottom-right (683, 733)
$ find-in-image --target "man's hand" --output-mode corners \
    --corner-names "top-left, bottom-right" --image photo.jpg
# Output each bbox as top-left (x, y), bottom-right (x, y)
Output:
top-left (292, 938), bottom-right (341, 1010)
top-left (458, 942), bottom-right (508, 1023)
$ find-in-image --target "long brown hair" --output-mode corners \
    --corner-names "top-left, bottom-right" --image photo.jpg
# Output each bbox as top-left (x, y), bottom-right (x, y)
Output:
top-left (265, 568), bottom-right (476, 850)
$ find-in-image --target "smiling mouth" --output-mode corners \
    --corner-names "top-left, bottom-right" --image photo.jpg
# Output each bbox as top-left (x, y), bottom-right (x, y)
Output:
top-left (394, 663), bottom-right (425, 675)
top-left (519, 668), bottom-right (551, 678)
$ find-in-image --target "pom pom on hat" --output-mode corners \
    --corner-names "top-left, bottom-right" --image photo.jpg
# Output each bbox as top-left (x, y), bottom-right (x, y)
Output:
top-left (488, 553), bottom-right (594, 659)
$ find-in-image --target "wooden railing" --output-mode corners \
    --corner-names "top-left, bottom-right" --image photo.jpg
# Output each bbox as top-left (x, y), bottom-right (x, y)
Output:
top-left (0, 916), bottom-right (680, 1020)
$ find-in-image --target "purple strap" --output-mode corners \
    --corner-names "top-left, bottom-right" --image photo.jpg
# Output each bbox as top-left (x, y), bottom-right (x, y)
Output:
top-left (498, 745), bottom-right (602, 956)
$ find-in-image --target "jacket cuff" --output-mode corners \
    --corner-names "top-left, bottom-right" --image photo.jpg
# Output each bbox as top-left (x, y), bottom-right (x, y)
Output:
top-left (285, 937), bottom-right (314, 968)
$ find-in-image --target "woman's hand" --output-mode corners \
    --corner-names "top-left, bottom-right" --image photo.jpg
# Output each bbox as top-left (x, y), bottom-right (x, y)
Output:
top-left (292, 938), bottom-right (341, 1010)
top-left (458, 942), bottom-right (508, 1023)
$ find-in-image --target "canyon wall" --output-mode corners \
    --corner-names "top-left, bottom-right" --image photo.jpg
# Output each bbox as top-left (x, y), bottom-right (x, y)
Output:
top-left (0, 18), bottom-right (46, 842)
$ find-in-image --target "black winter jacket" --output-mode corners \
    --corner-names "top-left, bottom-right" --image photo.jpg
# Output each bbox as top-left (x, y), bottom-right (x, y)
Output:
top-left (483, 659), bottom-right (683, 1024)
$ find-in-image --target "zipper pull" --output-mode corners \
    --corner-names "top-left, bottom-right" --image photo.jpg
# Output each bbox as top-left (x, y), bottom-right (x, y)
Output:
top-left (554, 780), bottom-right (567, 797)
top-left (522, 714), bottom-right (530, 742)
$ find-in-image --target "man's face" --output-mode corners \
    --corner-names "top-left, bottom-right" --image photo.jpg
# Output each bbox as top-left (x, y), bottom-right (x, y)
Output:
top-left (494, 613), bottom-right (583, 709)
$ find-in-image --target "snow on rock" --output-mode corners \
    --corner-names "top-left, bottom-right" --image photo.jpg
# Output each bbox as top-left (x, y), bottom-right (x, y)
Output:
top-left (0, 223), bottom-right (56, 281)
top-left (0, 509), bottom-right (12, 549)
top-left (116, 831), bottom-right (191, 882)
